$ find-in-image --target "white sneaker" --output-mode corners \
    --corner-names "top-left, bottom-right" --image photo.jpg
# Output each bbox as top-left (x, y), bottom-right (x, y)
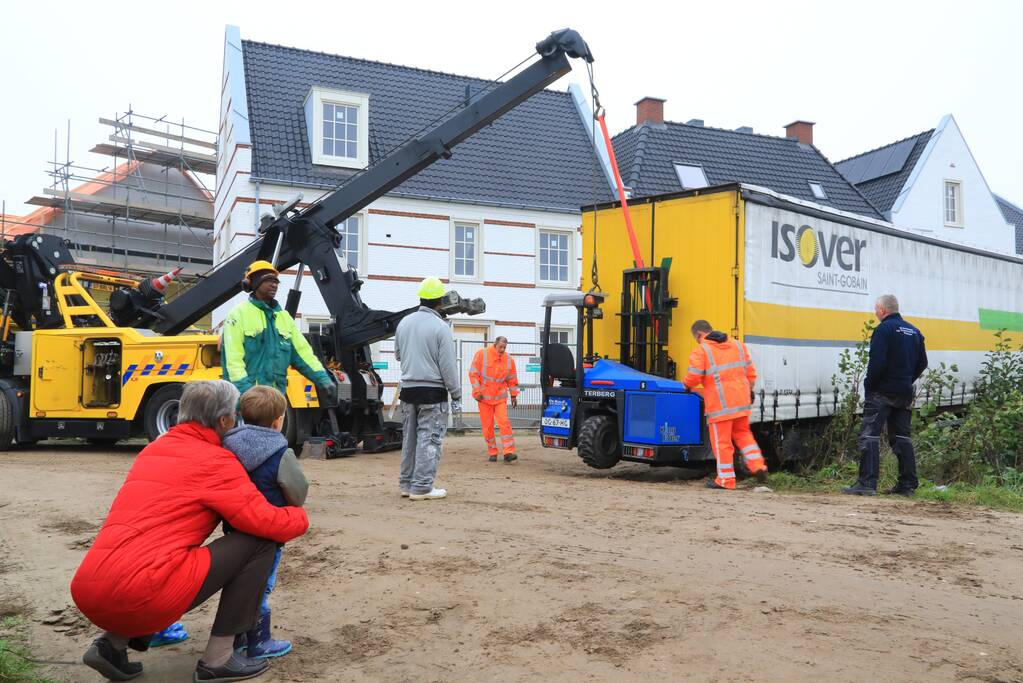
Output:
top-left (408, 488), bottom-right (447, 500)
top-left (400, 490), bottom-right (410, 497)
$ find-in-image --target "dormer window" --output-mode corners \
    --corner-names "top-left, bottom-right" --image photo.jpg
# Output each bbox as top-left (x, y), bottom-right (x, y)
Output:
top-left (305, 87), bottom-right (369, 169)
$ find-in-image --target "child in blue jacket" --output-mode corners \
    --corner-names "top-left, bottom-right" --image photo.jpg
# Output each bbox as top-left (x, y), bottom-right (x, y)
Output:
top-left (222, 385), bottom-right (309, 658)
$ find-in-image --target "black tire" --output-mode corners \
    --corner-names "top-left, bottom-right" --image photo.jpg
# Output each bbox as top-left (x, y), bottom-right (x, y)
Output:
top-left (283, 405), bottom-right (297, 447)
top-left (87, 438), bottom-right (120, 448)
top-left (577, 414), bottom-right (621, 470)
top-left (144, 384), bottom-right (184, 442)
top-left (0, 391), bottom-right (13, 451)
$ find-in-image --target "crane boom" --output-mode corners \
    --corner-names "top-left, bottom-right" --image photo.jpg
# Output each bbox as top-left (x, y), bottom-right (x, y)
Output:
top-left (150, 29), bottom-right (592, 337)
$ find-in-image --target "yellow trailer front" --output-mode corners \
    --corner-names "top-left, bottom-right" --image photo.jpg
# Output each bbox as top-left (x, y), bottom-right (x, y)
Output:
top-left (582, 186), bottom-right (746, 372)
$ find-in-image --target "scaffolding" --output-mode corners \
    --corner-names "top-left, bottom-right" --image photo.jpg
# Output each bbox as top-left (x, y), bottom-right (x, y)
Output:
top-left (13, 108), bottom-right (218, 278)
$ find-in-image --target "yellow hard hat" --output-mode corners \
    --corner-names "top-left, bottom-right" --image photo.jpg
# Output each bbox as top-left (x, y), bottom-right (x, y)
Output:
top-left (416, 276), bottom-right (446, 300)
top-left (245, 260), bottom-right (279, 278)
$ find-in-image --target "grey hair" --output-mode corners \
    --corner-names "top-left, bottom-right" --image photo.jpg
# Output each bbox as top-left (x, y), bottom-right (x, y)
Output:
top-left (177, 380), bottom-right (239, 428)
top-left (495, 336), bottom-right (508, 344)
top-left (876, 294), bottom-right (899, 313)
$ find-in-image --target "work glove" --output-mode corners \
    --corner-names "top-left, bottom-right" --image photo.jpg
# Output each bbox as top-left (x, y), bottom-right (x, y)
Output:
top-left (450, 398), bottom-right (462, 414)
top-left (317, 380), bottom-right (339, 408)
top-left (511, 395), bottom-right (518, 408)
top-left (472, 391), bottom-right (483, 401)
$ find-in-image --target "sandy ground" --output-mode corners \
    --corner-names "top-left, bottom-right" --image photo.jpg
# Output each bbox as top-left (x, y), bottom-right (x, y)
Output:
top-left (1, 435), bottom-right (1022, 683)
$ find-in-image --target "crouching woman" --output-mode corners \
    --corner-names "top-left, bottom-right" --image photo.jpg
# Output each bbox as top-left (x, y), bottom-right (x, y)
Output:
top-left (71, 380), bottom-right (308, 682)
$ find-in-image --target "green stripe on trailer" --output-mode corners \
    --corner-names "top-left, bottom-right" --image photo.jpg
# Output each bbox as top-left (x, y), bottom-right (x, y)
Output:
top-left (978, 308), bottom-right (1023, 331)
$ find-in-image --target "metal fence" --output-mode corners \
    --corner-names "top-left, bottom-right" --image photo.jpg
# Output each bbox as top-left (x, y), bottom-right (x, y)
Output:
top-left (375, 339), bottom-right (545, 429)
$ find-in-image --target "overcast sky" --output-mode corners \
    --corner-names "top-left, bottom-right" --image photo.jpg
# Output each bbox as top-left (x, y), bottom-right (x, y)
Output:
top-left (2, 0), bottom-right (1020, 215)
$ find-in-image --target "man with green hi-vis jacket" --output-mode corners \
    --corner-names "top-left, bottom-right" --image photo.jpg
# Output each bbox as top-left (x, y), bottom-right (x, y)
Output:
top-left (221, 260), bottom-right (334, 397)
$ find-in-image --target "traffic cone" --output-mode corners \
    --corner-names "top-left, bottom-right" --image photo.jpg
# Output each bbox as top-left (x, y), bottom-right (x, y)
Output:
top-left (149, 267), bottom-right (183, 294)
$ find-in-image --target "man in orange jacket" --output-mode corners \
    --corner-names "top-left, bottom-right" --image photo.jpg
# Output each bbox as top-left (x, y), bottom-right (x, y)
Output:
top-left (683, 320), bottom-right (768, 490)
top-left (469, 336), bottom-right (519, 462)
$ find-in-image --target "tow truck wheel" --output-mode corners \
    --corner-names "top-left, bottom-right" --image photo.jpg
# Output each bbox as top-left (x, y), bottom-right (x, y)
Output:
top-left (577, 415), bottom-right (621, 470)
top-left (0, 391), bottom-right (13, 451)
top-left (145, 384), bottom-right (183, 441)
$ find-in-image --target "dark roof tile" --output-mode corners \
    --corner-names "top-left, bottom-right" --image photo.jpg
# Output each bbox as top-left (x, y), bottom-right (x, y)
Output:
top-left (613, 121), bottom-right (882, 218)
top-left (240, 40), bottom-right (611, 212)
top-left (995, 194), bottom-right (1023, 255)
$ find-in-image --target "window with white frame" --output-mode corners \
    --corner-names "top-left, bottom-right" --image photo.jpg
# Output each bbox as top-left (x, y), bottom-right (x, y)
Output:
top-left (539, 230), bottom-right (571, 284)
top-left (334, 215), bottom-right (362, 270)
top-left (306, 87), bottom-right (369, 169)
top-left (547, 327), bottom-right (574, 346)
top-left (944, 180), bottom-right (963, 226)
top-left (452, 222), bottom-right (479, 279)
top-left (304, 317), bottom-right (331, 335)
top-left (808, 182), bottom-right (827, 200)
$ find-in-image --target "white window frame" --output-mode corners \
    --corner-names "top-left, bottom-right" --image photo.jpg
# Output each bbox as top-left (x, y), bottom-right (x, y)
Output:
top-left (944, 179), bottom-right (963, 227)
top-left (334, 211), bottom-right (368, 272)
top-left (544, 326), bottom-right (575, 347)
top-left (303, 316), bottom-right (332, 335)
top-left (307, 87), bottom-right (369, 169)
top-left (536, 227), bottom-right (574, 288)
top-left (449, 219), bottom-right (483, 283)
top-left (808, 182), bottom-right (827, 200)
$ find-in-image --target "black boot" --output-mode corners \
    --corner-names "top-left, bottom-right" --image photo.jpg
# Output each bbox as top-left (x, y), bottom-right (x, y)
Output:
top-left (83, 637), bottom-right (144, 681)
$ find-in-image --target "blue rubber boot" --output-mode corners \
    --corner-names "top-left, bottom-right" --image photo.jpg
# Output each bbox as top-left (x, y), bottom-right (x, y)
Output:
top-left (244, 609), bottom-right (292, 659)
top-left (148, 622), bottom-right (188, 648)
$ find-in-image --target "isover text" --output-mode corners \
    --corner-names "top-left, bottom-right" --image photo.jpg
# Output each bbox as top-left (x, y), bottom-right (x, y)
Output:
top-left (771, 221), bottom-right (866, 272)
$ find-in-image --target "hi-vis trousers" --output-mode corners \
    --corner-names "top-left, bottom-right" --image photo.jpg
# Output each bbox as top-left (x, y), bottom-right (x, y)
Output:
top-left (709, 415), bottom-right (766, 489)
top-left (479, 401), bottom-right (515, 456)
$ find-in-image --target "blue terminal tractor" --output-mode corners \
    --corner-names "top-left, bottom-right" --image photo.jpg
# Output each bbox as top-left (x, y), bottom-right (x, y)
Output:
top-left (539, 266), bottom-right (712, 469)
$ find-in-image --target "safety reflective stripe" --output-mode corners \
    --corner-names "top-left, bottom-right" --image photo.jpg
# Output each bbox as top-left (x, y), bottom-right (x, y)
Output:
top-left (702, 344), bottom-right (729, 413)
top-left (705, 404), bottom-right (753, 419)
top-left (687, 366), bottom-right (705, 375)
top-left (708, 361), bottom-right (747, 372)
top-left (740, 444), bottom-right (760, 454)
top-left (483, 393), bottom-right (507, 401)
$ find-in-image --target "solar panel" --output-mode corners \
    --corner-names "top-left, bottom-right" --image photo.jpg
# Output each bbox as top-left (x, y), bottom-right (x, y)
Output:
top-left (839, 138), bottom-right (917, 185)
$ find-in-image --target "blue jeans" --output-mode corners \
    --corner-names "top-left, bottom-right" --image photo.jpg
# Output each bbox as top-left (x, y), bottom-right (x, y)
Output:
top-left (260, 546), bottom-right (283, 614)
top-left (857, 392), bottom-right (918, 491)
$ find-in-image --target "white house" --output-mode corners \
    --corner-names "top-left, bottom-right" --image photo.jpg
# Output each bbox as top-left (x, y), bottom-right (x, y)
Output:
top-left (836, 115), bottom-right (1017, 255)
top-left (215, 26), bottom-right (611, 406)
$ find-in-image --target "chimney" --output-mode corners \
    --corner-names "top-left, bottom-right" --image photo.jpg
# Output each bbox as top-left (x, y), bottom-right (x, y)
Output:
top-left (785, 120), bottom-right (815, 145)
top-left (635, 97), bottom-right (665, 125)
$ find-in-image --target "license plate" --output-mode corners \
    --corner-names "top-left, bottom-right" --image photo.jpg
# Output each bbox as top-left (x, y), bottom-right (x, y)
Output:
top-left (541, 417), bottom-right (571, 428)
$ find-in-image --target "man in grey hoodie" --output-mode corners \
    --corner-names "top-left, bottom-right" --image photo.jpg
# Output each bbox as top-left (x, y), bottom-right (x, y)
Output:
top-left (394, 276), bottom-right (462, 500)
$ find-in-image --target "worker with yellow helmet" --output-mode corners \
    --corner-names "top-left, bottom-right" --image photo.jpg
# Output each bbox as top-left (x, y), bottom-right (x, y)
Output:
top-left (394, 276), bottom-right (462, 500)
top-left (221, 260), bottom-right (334, 397)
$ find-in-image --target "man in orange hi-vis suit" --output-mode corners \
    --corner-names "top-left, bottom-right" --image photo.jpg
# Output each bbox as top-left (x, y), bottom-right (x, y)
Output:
top-left (683, 320), bottom-right (769, 490)
top-left (469, 336), bottom-right (519, 463)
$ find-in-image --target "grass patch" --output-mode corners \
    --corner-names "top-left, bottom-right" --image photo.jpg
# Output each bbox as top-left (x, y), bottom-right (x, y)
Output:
top-left (0, 617), bottom-right (51, 683)
top-left (764, 461), bottom-right (1023, 513)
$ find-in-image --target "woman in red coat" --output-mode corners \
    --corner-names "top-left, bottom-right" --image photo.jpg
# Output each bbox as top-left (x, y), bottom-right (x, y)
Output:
top-left (71, 380), bottom-right (309, 682)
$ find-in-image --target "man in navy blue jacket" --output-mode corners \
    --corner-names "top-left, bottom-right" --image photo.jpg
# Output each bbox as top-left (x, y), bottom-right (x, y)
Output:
top-left (844, 294), bottom-right (928, 497)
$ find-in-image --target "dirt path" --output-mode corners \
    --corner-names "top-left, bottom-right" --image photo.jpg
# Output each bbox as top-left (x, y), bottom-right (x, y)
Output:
top-left (1, 436), bottom-right (1021, 682)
